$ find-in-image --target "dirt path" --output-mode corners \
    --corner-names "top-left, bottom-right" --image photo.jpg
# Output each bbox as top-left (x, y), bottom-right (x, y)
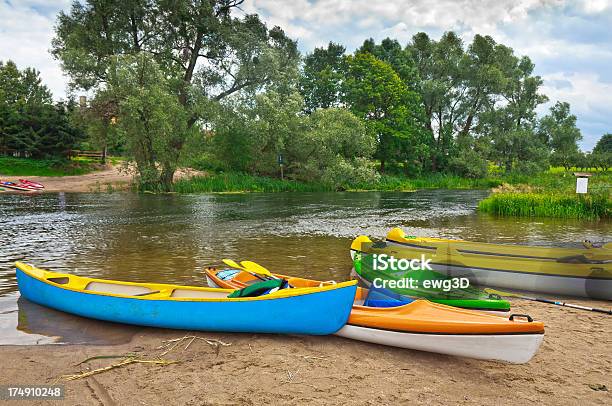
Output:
top-left (0, 166), bottom-right (202, 192)
top-left (0, 298), bottom-right (610, 405)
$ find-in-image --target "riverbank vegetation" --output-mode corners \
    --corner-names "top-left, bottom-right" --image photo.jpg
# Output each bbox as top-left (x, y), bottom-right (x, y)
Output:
top-left (478, 171), bottom-right (611, 219)
top-left (173, 172), bottom-right (330, 193)
top-left (0, 156), bottom-right (98, 177)
top-left (0, 1), bottom-right (610, 219)
top-left (478, 192), bottom-right (609, 220)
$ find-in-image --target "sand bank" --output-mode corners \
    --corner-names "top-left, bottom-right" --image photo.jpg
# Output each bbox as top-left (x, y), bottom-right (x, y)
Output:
top-left (0, 166), bottom-right (202, 193)
top-left (0, 298), bottom-right (610, 405)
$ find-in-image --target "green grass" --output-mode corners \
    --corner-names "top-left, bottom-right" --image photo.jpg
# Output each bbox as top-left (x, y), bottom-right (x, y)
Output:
top-left (0, 157), bottom-right (102, 177)
top-left (172, 172), bottom-right (331, 193)
top-left (347, 173), bottom-right (503, 191)
top-left (478, 192), bottom-right (610, 220)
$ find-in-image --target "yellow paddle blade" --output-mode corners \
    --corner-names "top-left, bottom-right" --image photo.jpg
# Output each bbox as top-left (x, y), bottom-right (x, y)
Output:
top-left (484, 288), bottom-right (518, 298)
top-left (222, 259), bottom-right (245, 270)
top-left (240, 261), bottom-right (273, 277)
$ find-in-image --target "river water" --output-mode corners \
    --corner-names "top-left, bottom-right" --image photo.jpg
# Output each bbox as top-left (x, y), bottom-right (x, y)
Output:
top-left (0, 190), bottom-right (609, 344)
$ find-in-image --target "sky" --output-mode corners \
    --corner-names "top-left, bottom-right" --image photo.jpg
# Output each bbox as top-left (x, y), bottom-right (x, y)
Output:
top-left (1, 1), bottom-right (611, 150)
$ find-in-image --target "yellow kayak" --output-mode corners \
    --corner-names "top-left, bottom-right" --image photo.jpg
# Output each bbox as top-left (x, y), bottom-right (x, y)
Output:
top-left (355, 228), bottom-right (612, 300)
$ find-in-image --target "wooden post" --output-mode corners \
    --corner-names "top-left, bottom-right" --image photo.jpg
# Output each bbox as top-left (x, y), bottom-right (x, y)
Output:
top-left (278, 154), bottom-right (284, 180)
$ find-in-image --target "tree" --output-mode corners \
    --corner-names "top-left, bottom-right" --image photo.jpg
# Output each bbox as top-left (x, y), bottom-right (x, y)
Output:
top-left (299, 42), bottom-right (347, 113)
top-left (591, 134), bottom-right (612, 171)
top-left (539, 101), bottom-right (582, 171)
top-left (343, 52), bottom-right (427, 173)
top-left (358, 38), bottom-right (420, 90)
top-left (106, 54), bottom-right (192, 189)
top-left (593, 133), bottom-right (612, 154)
top-left (289, 108), bottom-right (377, 187)
top-left (0, 60), bottom-right (84, 157)
top-left (480, 55), bottom-right (548, 171)
top-left (406, 32), bottom-right (545, 173)
top-left (52, 0), bottom-right (299, 185)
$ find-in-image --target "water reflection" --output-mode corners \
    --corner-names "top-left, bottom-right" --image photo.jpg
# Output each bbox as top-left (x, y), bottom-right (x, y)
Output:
top-left (0, 191), bottom-right (609, 344)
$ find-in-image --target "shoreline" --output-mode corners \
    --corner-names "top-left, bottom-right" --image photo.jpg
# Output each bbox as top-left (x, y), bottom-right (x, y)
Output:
top-left (0, 166), bottom-right (203, 193)
top-left (1, 298), bottom-right (610, 405)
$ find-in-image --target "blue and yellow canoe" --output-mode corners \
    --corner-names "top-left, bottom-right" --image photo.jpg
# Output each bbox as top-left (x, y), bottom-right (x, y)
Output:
top-left (15, 262), bottom-right (357, 335)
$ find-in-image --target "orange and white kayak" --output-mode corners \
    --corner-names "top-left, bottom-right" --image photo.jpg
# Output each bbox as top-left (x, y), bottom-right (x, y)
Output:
top-left (205, 268), bottom-right (545, 363)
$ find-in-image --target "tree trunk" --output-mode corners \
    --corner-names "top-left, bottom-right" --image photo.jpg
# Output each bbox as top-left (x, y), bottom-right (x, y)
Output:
top-left (380, 159), bottom-right (385, 173)
top-left (160, 165), bottom-right (175, 192)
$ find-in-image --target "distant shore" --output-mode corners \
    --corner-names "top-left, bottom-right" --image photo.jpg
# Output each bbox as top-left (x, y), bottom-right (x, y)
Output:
top-left (0, 165), bottom-right (201, 193)
top-left (0, 297), bottom-right (610, 405)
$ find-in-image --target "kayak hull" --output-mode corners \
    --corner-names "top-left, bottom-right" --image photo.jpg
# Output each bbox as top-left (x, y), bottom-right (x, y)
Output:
top-left (16, 262), bottom-right (356, 335)
top-left (425, 263), bottom-right (612, 300)
top-left (350, 269), bottom-right (510, 314)
top-left (1, 182), bottom-right (38, 191)
top-left (205, 268), bottom-right (544, 363)
top-left (380, 229), bottom-right (612, 300)
top-left (336, 325), bottom-right (544, 364)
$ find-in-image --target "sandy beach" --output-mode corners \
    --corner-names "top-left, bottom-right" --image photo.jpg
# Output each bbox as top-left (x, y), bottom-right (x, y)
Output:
top-left (0, 297), bottom-right (610, 405)
top-left (0, 165), bottom-right (202, 193)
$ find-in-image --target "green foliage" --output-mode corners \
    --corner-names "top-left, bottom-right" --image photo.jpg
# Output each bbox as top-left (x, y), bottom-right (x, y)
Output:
top-left (593, 133), bottom-right (612, 154)
top-left (478, 192), bottom-right (609, 220)
top-left (344, 52), bottom-right (428, 173)
top-left (347, 173), bottom-right (502, 191)
top-left (539, 101), bottom-right (582, 170)
top-left (106, 54), bottom-right (192, 190)
top-left (448, 149), bottom-right (488, 178)
top-left (407, 32), bottom-right (548, 173)
top-left (173, 172), bottom-right (331, 193)
top-left (0, 60), bottom-right (85, 158)
top-left (0, 156), bottom-right (97, 176)
top-left (300, 42), bottom-right (347, 112)
top-left (211, 91), bottom-right (378, 188)
top-left (289, 108), bottom-right (378, 187)
top-left (53, 0), bottom-right (299, 188)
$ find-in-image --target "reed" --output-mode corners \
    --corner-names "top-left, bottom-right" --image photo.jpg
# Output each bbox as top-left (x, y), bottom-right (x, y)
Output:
top-left (172, 172), bottom-right (331, 193)
top-left (348, 173), bottom-right (503, 191)
top-left (478, 192), bottom-right (610, 220)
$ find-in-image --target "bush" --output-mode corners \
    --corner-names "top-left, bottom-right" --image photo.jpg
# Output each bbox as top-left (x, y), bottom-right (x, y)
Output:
top-left (448, 150), bottom-right (488, 178)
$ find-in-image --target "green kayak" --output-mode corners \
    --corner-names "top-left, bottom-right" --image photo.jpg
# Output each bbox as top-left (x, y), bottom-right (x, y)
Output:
top-left (351, 238), bottom-right (511, 313)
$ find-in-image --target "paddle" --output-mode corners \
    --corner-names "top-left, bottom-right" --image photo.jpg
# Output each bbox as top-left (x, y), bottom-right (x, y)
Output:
top-left (240, 261), bottom-right (279, 279)
top-left (221, 258), bottom-right (268, 281)
top-left (485, 288), bottom-right (612, 315)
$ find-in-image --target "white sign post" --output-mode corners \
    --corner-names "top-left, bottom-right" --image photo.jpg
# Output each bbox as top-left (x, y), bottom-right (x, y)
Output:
top-left (573, 172), bottom-right (592, 194)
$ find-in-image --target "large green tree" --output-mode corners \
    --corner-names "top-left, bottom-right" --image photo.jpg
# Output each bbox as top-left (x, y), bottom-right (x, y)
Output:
top-left (343, 52), bottom-right (427, 173)
top-left (538, 101), bottom-right (582, 171)
top-left (593, 133), bottom-right (612, 154)
top-left (476, 56), bottom-right (548, 172)
top-left (0, 60), bottom-right (84, 158)
top-left (52, 0), bottom-right (299, 185)
top-left (300, 42), bottom-right (346, 113)
top-left (407, 32), bottom-right (546, 173)
top-left (105, 54), bottom-right (192, 189)
top-left (358, 37), bottom-right (420, 90)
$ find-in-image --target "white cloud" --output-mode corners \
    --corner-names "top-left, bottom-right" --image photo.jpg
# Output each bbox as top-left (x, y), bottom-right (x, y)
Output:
top-left (0, 1), bottom-right (71, 99)
top-left (0, 0), bottom-right (610, 148)
top-left (540, 72), bottom-right (612, 150)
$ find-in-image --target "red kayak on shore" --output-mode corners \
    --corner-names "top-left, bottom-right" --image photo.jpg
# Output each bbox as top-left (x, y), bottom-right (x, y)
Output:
top-left (0, 181), bottom-right (42, 192)
top-left (19, 179), bottom-right (44, 189)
